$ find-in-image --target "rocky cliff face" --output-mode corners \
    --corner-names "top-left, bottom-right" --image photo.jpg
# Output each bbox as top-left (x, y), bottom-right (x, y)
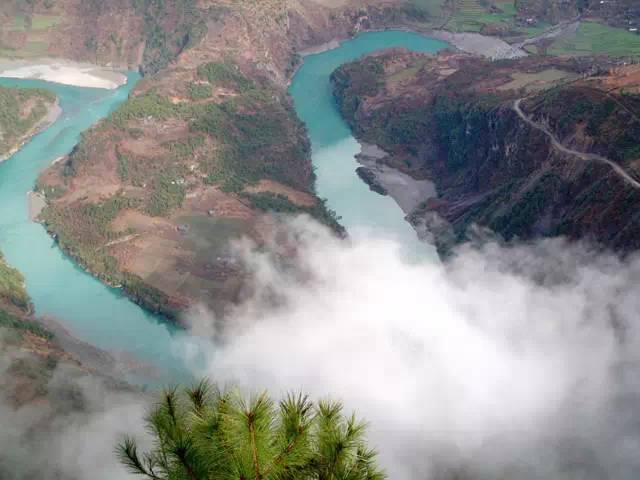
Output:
top-left (332, 49), bottom-right (640, 255)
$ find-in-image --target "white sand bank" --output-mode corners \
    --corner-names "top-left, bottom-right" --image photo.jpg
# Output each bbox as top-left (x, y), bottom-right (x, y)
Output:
top-left (28, 191), bottom-right (47, 221)
top-left (0, 58), bottom-right (127, 89)
top-left (430, 31), bottom-right (527, 59)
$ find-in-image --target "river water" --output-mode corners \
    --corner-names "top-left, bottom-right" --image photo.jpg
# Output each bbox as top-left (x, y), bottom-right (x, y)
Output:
top-left (0, 30), bottom-right (447, 383)
top-left (289, 30), bottom-right (448, 260)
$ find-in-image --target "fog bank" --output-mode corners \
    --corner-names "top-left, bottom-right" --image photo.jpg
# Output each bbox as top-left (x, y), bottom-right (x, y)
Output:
top-left (183, 217), bottom-right (640, 480)
top-left (3, 216), bottom-right (640, 479)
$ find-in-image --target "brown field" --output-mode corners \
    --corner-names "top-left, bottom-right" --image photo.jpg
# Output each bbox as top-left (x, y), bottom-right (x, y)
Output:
top-left (497, 68), bottom-right (577, 92)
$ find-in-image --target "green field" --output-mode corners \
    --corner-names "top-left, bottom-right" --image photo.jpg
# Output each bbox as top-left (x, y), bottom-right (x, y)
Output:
top-left (549, 21), bottom-right (640, 57)
top-left (12, 15), bottom-right (27, 31)
top-left (31, 14), bottom-right (61, 30)
top-left (446, 0), bottom-right (519, 33)
top-left (411, 0), bottom-right (445, 20)
top-left (8, 14), bottom-right (61, 31)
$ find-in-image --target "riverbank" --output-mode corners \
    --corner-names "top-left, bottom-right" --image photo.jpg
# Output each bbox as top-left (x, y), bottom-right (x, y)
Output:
top-left (298, 27), bottom-right (526, 61)
top-left (0, 58), bottom-right (127, 89)
top-left (27, 191), bottom-right (46, 221)
top-left (37, 315), bottom-right (160, 380)
top-left (356, 142), bottom-right (436, 215)
top-left (429, 30), bottom-right (526, 59)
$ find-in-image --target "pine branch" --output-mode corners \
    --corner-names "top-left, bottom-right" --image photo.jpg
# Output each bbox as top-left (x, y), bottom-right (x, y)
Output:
top-left (117, 437), bottom-right (163, 480)
top-left (248, 411), bottom-right (262, 480)
top-left (187, 379), bottom-right (211, 417)
top-left (262, 394), bottom-right (314, 479)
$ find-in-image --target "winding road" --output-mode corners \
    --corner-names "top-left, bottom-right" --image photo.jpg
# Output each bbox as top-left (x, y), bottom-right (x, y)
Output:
top-left (513, 98), bottom-right (640, 189)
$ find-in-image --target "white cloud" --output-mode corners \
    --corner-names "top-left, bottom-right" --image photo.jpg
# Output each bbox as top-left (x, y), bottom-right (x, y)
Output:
top-left (184, 217), bottom-right (640, 479)
top-left (3, 215), bottom-right (640, 479)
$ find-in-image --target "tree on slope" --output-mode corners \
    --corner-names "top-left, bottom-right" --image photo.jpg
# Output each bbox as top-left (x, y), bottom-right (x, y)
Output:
top-left (117, 380), bottom-right (385, 480)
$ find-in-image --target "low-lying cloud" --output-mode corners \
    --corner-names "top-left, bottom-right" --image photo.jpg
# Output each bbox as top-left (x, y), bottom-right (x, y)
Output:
top-left (0, 360), bottom-right (147, 480)
top-left (3, 215), bottom-right (640, 479)
top-left (183, 217), bottom-right (640, 480)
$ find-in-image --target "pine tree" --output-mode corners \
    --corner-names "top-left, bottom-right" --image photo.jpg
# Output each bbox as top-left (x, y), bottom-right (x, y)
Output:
top-left (117, 380), bottom-right (385, 480)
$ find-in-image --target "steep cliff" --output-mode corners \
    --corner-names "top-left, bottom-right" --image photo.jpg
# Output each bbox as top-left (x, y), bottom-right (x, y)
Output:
top-left (332, 49), bottom-right (640, 255)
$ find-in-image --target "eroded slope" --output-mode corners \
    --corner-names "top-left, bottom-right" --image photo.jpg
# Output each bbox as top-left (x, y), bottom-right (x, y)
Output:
top-left (332, 49), bottom-right (640, 254)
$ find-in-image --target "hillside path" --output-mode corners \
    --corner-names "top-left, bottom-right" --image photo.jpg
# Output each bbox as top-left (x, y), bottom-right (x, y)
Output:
top-left (513, 98), bottom-right (640, 189)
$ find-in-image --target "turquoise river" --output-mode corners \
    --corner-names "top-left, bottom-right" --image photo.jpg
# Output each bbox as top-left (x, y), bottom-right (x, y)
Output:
top-left (0, 30), bottom-right (447, 384)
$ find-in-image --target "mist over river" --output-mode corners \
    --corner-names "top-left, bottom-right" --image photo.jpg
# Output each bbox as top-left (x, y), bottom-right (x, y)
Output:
top-left (0, 31), bottom-right (448, 383)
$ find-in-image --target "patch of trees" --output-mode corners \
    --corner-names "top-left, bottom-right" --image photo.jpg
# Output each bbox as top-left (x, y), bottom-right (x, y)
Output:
top-left (0, 86), bottom-right (56, 156)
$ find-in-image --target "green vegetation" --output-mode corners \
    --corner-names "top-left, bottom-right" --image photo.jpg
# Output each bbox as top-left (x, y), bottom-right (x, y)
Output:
top-left (442, 0), bottom-right (522, 33)
top-left (187, 82), bottom-right (212, 100)
top-left (331, 58), bottom-right (384, 121)
top-left (0, 86), bottom-right (56, 157)
top-left (120, 272), bottom-right (179, 319)
top-left (490, 172), bottom-right (567, 239)
top-left (132, 0), bottom-right (208, 74)
top-left (30, 14), bottom-right (61, 30)
top-left (243, 192), bottom-right (343, 233)
top-left (11, 14), bottom-right (27, 31)
top-left (549, 21), bottom-right (640, 58)
top-left (0, 308), bottom-right (52, 341)
top-left (118, 380), bottom-right (385, 480)
top-left (197, 61), bottom-right (255, 92)
top-left (146, 166), bottom-right (188, 216)
top-left (41, 194), bottom-right (138, 276)
top-left (191, 88), bottom-right (310, 193)
top-left (0, 253), bottom-right (31, 313)
top-left (116, 149), bottom-right (131, 181)
top-left (537, 87), bottom-right (640, 162)
top-left (8, 13), bottom-right (61, 31)
top-left (39, 192), bottom-right (183, 318)
top-left (110, 90), bottom-right (181, 129)
top-left (410, 0), bottom-right (444, 19)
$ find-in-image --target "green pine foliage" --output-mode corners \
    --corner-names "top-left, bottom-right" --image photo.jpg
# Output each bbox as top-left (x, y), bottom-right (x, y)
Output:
top-left (117, 380), bottom-right (385, 480)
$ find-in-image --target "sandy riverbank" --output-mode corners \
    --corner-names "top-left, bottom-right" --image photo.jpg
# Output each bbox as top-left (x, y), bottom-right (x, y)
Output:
top-left (299, 39), bottom-right (342, 57)
top-left (27, 191), bottom-right (47, 221)
top-left (356, 142), bottom-right (437, 215)
top-left (299, 27), bottom-right (526, 61)
top-left (429, 30), bottom-right (527, 59)
top-left (37, 315), bottom-right (160, 380)
top-left (0, 58), bottom-right (127, 89)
